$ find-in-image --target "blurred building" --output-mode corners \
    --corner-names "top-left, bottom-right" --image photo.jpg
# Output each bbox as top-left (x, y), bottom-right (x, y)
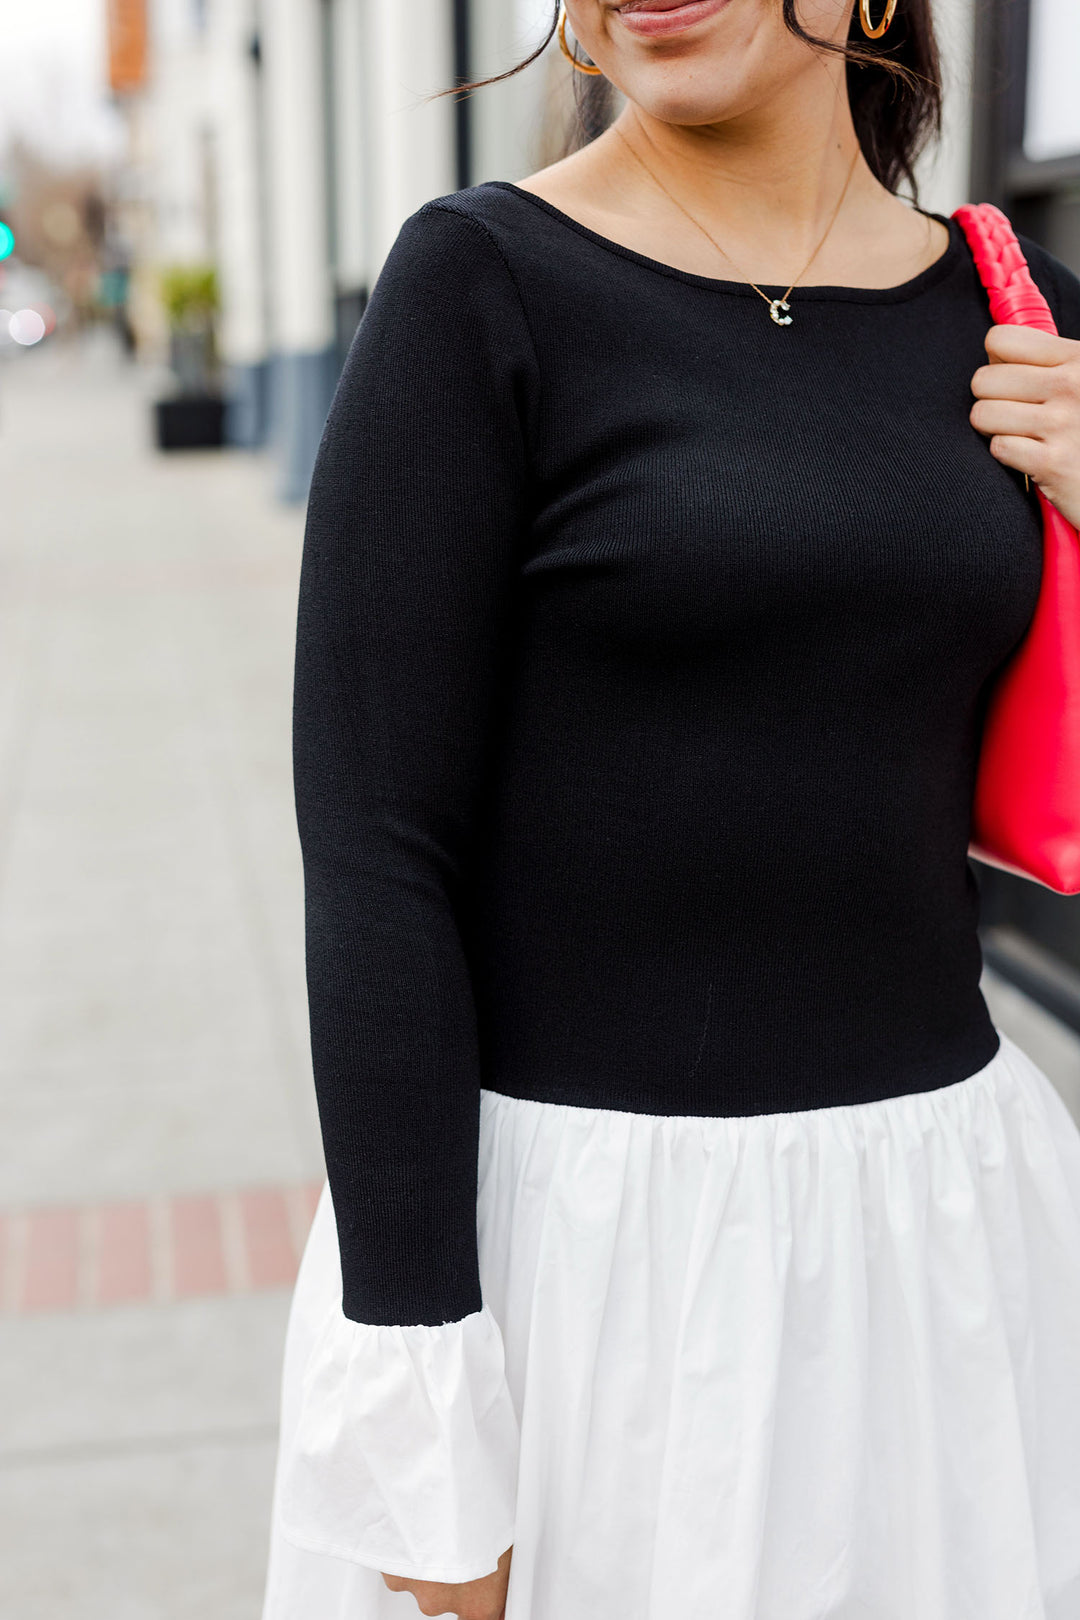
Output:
top-left (108, 0), bottom-right (570, 494)
top-left (0, 142), bottom-right (108, 328)
top-left (971, 0), bottom-right (1080, 258)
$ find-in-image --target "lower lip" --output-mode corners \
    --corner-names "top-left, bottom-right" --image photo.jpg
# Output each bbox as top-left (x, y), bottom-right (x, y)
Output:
top-left (616, 0), bottom-right (728, 36)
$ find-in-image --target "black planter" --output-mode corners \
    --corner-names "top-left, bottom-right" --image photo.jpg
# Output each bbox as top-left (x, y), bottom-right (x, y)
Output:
top-left (154, 394), bottom-right (226, 450)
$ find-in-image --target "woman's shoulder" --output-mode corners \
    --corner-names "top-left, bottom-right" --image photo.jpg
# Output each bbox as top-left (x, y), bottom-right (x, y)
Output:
top-left (352, 187), bottom-right (542, 407)
top-left (393, 181), bottom-right (545, 272)
top-left (364, 184), bottom-right (545, 360)
top-left (378, 185), bottom-right (517, 281)
top-left (367, 183), bottom-right (563, 344)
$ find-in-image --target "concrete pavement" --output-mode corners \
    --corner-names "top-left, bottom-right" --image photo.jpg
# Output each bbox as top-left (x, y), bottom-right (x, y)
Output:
top-left (0, 331), bottom-right (324, 1620)
top-left (0, 330), bottom-right (1078, 1620)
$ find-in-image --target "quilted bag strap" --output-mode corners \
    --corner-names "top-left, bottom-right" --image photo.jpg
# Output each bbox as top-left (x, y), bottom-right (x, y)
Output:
top-left (953, 201), bottom-right (1059, 336)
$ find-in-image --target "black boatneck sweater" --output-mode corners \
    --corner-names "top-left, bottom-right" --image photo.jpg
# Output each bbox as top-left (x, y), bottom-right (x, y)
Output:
top-left (293, 181), bottom-right (1080, 1328)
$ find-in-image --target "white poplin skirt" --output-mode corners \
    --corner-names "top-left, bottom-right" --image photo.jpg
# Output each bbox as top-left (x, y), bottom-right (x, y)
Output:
top-left (262, 1030), bottom-right (1080, 1620)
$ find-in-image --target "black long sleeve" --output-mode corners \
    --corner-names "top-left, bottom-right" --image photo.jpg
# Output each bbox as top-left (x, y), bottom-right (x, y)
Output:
top-left (293, 203), bottom-right (539, 1326)
top-left (294, 181), bottom-right (1080, 1330)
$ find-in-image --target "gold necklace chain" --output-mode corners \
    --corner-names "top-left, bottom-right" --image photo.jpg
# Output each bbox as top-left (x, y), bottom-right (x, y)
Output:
top-left (611, 122), bottom-right (861, 328)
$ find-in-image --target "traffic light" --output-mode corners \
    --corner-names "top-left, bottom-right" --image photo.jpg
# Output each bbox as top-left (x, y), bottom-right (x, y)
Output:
top-left (0, 221), bottom-right (13, 262)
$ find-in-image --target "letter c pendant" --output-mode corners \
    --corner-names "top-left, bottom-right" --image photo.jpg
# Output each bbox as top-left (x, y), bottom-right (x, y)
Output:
top-left (769, 298), bottom-right (793, 327)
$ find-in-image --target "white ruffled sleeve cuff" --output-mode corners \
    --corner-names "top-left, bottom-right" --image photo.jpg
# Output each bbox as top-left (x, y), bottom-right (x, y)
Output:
top-left (276, 1298), bottom-right (519, 1584)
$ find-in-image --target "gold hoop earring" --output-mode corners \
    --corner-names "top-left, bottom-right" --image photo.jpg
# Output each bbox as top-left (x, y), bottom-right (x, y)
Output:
top-left (858, 0), bottom-right (898, 37)
top-left (558, 5), bottom-right (603, 74)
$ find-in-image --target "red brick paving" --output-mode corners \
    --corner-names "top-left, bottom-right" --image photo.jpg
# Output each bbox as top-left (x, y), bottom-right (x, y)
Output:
top-left (97, 1200), bottom-right (153, 1306)
top-left (239, 1187), bottom-right (297, 1289)
top-left (0, 1178), bottom-right (325, 1316)
top-left (171, 1194), bottom-right (229, 1299)
top-left (22, 1207), bottom-right (81, 1312)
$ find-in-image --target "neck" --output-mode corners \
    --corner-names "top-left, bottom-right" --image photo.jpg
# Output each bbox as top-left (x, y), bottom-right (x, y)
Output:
top-left (603, 60), bottom-right (884, 261)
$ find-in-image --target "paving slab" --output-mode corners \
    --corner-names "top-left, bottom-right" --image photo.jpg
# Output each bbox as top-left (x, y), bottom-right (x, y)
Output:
top-left (0, 1433), bottom-right (280, 1620)
top-left (0, 336), bottom-right (322, 1620)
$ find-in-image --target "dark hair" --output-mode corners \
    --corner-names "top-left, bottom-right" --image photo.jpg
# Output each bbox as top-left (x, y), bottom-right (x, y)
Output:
top-left (431, 1), bottom-right (942, 202)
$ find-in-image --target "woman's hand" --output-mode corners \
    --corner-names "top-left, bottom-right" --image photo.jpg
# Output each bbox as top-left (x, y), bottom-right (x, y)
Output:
top-left (381, 1544), bottom-right (513, 1619)
top-left (969, 324), bottom-right (1080, 530)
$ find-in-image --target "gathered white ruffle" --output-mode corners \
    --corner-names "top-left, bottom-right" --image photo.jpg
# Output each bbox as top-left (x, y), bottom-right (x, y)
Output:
top-left (263, 1029), bottom-right (1080, 1620)
top-left (273, 1229), bottom-right (518, 1583)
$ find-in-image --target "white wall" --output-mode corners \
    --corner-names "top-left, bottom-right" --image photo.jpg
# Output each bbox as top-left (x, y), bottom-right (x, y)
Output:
top-left (261, 0), bottom-right (334, 354)
top-left (364, 0), bottom-right (456, 275)
top-left (469, 0), bottom-right (558, 184)
top-left (1024, 0), bottom-right (1080, 162)
top-left (912, 0), bottom-right (976, 215)
top-left (146, 0), bottom-right (212, 263)
top-left (208, 0), bottom-right (267, 368)
top-left (329, 0), bottom-right (369, 292)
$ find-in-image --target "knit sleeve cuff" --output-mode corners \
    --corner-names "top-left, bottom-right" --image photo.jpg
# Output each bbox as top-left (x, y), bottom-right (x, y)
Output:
top-left (275, 1299), bottom-right (519, 1584)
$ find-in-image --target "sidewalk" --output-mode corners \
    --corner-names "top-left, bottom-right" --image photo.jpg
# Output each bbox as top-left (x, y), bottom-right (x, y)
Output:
top-left (0, 333), bottom-right (324, 1620)
top-left (0, 332), bottom-right (1078, 1620)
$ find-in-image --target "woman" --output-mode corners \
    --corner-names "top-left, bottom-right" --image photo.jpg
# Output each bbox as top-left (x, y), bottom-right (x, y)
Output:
top-left (262, 2), bottom-right (1080, 1616)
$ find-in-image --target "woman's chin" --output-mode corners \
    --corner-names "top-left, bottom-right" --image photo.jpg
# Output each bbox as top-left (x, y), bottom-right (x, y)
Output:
top-left (619, 76), bottom-right (755, 131)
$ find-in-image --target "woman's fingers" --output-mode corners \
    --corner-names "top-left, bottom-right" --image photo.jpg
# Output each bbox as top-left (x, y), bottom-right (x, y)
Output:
top-left (983, 323), bottom-right (1076, 366)
top-left (970, 362), bottom-right (1052, 403)
top-left (987, 432), bottom-right (1050, 478)
top-left (969, 327), bottom-right (1080, 527)
top-left (380, 1577), bottom-right (504, 1619)
top-left (380, 1544), bottom-right (513, 1619)
top-left (969, 398), bottom-right (1049, 440)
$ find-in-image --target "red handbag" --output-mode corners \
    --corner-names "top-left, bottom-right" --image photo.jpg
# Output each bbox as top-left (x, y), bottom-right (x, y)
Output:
top-left (953, 201), bottom-right (1080, 894)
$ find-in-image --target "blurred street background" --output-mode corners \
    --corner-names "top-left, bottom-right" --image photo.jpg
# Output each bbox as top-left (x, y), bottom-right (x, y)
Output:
top-left (0, 0), bottom-right (1079, 1616)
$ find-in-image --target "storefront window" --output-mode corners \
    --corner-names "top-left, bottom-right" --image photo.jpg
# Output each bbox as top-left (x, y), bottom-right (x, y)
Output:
top-left (1024, 0), bottom-right (1080, 162)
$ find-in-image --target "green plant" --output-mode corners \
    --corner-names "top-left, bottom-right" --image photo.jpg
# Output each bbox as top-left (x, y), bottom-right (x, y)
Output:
top-left (159, 263), bottom-right (220, 396)
top-left (159, 263), bottom-right (219, 329)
